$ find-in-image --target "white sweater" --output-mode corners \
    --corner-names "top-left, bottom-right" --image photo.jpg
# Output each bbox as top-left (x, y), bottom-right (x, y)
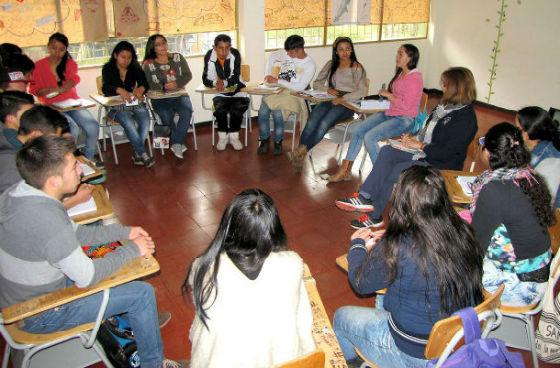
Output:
top-left (189, 251), bottom-right (316, 368)
top-left (266, 50), bottom-right (316, 92)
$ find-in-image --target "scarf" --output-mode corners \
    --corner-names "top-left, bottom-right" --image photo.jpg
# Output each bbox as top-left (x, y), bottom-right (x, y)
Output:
top-left (469, 166), bottom-right (538, 214)
top-left (417, 103), bottom-right (466, 144)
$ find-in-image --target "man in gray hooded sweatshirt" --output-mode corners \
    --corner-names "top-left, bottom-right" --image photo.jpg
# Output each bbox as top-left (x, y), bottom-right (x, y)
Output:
top-left (0, 136), bottom-right (187, 368)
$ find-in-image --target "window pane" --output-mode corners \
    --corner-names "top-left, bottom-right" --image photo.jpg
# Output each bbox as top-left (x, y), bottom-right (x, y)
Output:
top-left (326, 24), bottom-right (379, 44)
top-left (22, 31), bottom-right (237, 67)
top-left (265, 27), bottom-right (324, 50)
top-left (381, 22), bottom-right (428, 41)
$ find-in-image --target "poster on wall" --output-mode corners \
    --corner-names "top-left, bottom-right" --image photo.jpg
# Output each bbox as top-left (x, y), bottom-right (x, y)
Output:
top-left (0, 0), bottom-right (108, 47)
top-left (331, 0), bottom-right (371, 24)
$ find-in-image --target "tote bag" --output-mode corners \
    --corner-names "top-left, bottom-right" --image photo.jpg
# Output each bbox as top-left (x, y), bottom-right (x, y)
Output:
top-left (535, 252), bottom-right (560, 362)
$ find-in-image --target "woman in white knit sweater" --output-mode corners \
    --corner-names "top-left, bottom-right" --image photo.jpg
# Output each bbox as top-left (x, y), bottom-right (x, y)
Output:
top-left (183, 189), bottom-right (316, 368)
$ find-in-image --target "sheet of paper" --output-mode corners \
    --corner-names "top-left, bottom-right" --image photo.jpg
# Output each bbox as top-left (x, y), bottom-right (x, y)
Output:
top-left (360, 99), bottom-right (390, 110)
top-left (302, 90), bottom-right (335, 100)
top-left (67, 197), bottom-right (97, 217)
top-left (52, 98), bottom-right (82, 109)
top-left (388, 139), bottom-right (423, 155)
top-left (457, 175), bottom-right (476, 196)
top-left (79, 162), bottom-right (95, 177)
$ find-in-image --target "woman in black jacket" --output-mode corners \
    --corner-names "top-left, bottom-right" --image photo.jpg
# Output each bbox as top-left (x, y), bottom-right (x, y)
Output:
top-left (102, 41), bottom-right (153, 167)
top-left (335, 67), bottom-right (478, 229)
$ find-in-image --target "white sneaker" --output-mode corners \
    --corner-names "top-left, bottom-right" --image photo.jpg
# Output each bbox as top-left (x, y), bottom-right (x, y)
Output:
top-left (171, 144), bottom-right (184, 159)
top-left (228, 132), bottom-right (243, 151)
top-left (216, 132), bottom-right (228, 151)
top-left (181, 144), bottom-right (187, 153)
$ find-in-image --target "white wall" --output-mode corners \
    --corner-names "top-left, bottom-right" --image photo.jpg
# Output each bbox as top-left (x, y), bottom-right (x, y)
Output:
top-left (428, 0), bottom-right (560, 110)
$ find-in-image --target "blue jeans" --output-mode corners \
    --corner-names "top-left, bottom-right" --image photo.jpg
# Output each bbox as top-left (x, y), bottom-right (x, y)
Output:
top-left (345, 112), bottom-right (413, 164)
top-left (258, 100), bottom-right (285, 142)
top-left (359, 146), bottom-right (429, 220)
top-left (108, 106), bottom-right (150, 156)
top-left (299, 101), bottom-right (354, 150)
top-left (334, 306), bottom-right (427, 368)
top-left (64, 109), bottom-right (100, 160)
top-left (22, 281), bottom-right (164, 368)
top-left (151, 95), bottom-right (193, 145)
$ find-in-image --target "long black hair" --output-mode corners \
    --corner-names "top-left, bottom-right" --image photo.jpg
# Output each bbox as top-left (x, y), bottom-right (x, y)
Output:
top-left (484, 122), bottom-right (555, 228)
top-left (143, 34), bottom-right (166, 62)
top-left (107, 41), bottom-right (141, 71)
top-left (48, 33), bottom-right (71, 87)
top-left (517, 106), bottom-right (560, 151)
top-left (328, 37), bottom-right (361, 89)
top-left (182, 189), bottom-right (288, 328)
top-left (388, 43), bottom-right (419, 92)
top-left (362, 166), bottom-right (484, 317)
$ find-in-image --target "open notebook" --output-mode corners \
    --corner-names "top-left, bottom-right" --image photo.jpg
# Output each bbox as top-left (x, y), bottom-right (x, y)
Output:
top-left (67, 196), bottom-right (97, 217)
top-left (79, 162), bottom-right (96, 177)
top-left (52, 98), bottom-right (94, 110)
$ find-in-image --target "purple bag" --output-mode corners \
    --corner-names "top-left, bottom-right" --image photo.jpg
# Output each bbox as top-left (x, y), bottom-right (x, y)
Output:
top-left (427, 307), bottom-right (525, 368)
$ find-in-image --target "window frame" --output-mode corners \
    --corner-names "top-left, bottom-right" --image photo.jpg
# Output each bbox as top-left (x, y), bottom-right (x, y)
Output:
top-left (264, 0), bottom-right (430, 51)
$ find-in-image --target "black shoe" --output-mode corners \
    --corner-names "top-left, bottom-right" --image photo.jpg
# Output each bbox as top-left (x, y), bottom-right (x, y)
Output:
top-left (350, 214), bottom-right (384, 229)
top-left (257, 138), bottom-right (269, 155)
top-left (93, 158), bottom-right (105, 169)
top-left (141, 153), bottom-right (155, 168)
top-left (273, 141), bottom-right (283, 155)
top-left (132, 153), bottom-right (144, 166)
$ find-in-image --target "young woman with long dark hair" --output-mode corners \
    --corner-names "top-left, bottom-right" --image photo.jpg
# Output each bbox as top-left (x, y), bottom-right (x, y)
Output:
top-left (516, 106), bottom-right (560, 207)
top-left (183, 189), bottom-right (315, 368)
top-left (142, 34), bottom-right (193, 159)
top-left (334, 166), bottom-right (484, 367)
top-left (29, 33), bottom-right (100, 161)
top-left (335, 67), bottom-right (477, 229)
top-left (329, 44), bottom-right (423, 182)
top-left (471, 123), bottom-right (555, 306)
top-left (288, 37), bottom-right (367, 169)
top-left (102, 41), bottom-right (153, 167)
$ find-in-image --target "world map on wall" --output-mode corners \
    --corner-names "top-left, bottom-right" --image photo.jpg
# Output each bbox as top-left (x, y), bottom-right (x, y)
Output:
top-left (113, 0), bottom-right (236, 37)
top-left (0, 0), bottom-right (107, 47)
top-left (265, 0), bottom-right (325, 30)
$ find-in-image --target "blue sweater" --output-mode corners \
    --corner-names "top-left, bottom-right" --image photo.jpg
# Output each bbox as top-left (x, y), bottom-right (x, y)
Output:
top-left (347, 237), bottom-right (443, 358)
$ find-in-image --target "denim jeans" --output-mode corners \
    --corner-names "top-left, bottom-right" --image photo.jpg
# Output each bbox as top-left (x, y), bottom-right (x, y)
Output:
top-left (334, 306), bottom-right (427, 368)
top-left (22, 281), bottom-right (164, 368)
top-left (151, 95), bottom-right (193, 145)
top-left (258, 100), bottom-right (285, 142)
top-left (299, 101), bottom-right (354, 150)
top-left (345, 112), bottom-right (413, 164)
top-left (64, 109), bottom-right (100, 160)
top-left (359, 146), bottom-right (429, 220)
top-left (108, 106), bottom-right (150, 156)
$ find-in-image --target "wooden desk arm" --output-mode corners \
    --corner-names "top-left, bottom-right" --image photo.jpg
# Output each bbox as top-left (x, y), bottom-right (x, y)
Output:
top-left (2, 255), bottom-right (159, 324)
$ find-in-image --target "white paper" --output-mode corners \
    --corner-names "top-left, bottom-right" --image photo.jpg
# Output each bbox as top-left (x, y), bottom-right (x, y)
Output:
top-left (302, 90), bottom-right (336, 100)
top-left (52, 98), bottom-right (94, 109)
top-left (125, 98), bottom-right (139, 107)
top-left (79, 162), bottom-right (95, 176)
top-left (388, 139), bottom-right (423, 155)
top-left (67, 197), bottom-right (97, 217)
top-left (457, 176), bottom-right (476, 196)
top-left (360, 99), bottom-right (390, 110)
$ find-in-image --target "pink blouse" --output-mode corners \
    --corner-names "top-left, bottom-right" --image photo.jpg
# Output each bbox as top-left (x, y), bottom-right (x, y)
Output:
top-left (385, 69), bottom-right (423, 118)
top-left (29, 57), bottom-right (81, 104)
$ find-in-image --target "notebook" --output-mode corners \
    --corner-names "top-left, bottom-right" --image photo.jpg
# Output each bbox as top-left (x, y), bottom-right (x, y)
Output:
top-left (457, 176), bottom-right (476, 196)
top-left (67, 196), bottom-right (97, 217)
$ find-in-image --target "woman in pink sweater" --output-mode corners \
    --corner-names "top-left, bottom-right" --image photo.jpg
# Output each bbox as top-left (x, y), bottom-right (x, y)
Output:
top-left (29, 33), bottom-right (99, 161)
top-left (328, 44), bottom-right (423, 182)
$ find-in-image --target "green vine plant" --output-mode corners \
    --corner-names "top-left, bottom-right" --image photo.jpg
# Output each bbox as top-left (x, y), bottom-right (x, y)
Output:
top-left (486, 0), bottom-right (508, 103)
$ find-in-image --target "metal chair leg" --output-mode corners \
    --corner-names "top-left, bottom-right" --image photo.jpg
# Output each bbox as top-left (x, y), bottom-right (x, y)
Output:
top-left (191, 115), bottom-right (198, 151)
top-left (108, 125), bottom-right (118, 165)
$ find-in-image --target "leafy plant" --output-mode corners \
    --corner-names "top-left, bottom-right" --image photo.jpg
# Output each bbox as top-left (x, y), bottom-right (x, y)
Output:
top-left (486, 0), bottom-right (508, 103)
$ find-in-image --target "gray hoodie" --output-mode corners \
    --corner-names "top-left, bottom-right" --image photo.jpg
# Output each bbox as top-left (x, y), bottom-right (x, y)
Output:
top-left (0, 181), bottom-right (139, 308)
top-left (0, 124), bottom-right (21, 194)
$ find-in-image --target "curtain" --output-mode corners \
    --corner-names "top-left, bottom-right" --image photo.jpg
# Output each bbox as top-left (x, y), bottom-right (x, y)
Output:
top-left (265, 0), bottom-right (325, 30)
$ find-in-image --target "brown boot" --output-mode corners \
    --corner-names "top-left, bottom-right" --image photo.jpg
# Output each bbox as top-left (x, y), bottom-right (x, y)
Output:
top-left (328, 160), bottom-right (353, 183)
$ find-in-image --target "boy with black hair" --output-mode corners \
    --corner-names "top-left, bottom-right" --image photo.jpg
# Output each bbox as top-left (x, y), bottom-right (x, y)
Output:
top-left (0, 54), bottom-right (35, 92)
top-left (0, 136), bottom-right (187, 368)
top-left (202, 34), bottom-right (250, 151)
top-left (257, 35), bottom-right (316, 155)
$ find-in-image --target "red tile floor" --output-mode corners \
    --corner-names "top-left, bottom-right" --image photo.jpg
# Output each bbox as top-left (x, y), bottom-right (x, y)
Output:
top-left (1, 107), bottom-right (553, 367)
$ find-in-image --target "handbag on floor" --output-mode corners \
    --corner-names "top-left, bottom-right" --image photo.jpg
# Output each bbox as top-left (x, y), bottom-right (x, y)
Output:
top-left (535, 252), bottom-right (560, 362)
top-left (97, 315), bottom-right (140, 368)
top-left (153, 124), bottom-right (170, 149)
top-left (427, 307), bottom-right (525, 368)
